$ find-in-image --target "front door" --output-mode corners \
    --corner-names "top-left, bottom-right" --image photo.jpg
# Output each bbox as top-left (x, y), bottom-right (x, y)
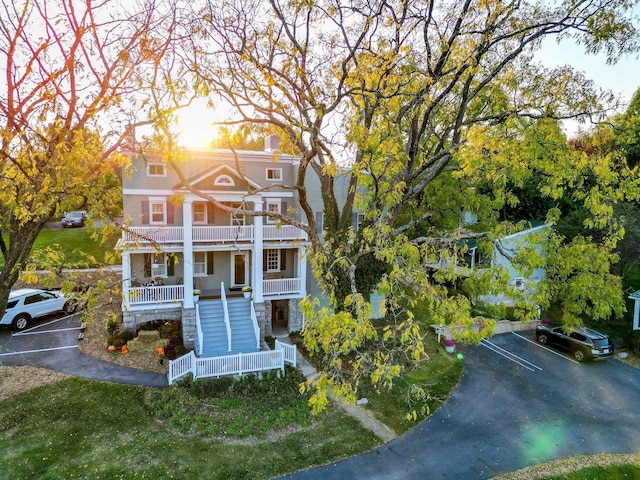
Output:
top-left (231, 252), bottom-right (248, 288)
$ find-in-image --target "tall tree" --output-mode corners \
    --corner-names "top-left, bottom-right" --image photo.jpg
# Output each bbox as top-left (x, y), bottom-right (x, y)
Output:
top-left (0, 1), bottom-right (183, 311)
top-left (182, 0), bottom-right (639, 410)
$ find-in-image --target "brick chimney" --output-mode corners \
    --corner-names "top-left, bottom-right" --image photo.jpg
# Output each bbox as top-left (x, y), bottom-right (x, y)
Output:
top-left (264, 134), bottom-right (280, 152)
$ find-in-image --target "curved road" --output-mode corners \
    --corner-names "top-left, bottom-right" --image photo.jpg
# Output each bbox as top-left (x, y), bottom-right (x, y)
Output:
top-left (283, 332), bottom-right (640, 479)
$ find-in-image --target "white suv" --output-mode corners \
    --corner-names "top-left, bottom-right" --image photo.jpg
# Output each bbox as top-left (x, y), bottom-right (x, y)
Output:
top-left (1, 288), bottom-right (76, 331)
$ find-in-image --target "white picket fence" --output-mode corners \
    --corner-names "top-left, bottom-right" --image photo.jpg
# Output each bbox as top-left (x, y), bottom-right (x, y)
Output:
top-left (167, 341), bottom-right (298, 385)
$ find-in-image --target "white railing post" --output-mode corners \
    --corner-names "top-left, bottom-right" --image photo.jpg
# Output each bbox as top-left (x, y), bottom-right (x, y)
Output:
top-left (250, 301), bottom-right (260, 350)
top-left (196, 303), bottom-right (203, 356)
top-left (221, 282), bottom-right (232, 352)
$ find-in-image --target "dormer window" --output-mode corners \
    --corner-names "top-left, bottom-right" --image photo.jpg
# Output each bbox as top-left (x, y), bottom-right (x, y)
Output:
top-left (147, 163), bottom-right (166, 177)
top-left (214, 175), bottom-right (234, 186)
top-left (266, 168), bottom-right (282, 181)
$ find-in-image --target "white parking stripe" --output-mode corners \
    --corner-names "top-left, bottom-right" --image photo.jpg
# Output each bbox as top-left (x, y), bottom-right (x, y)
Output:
top-left (481, 338), bottom-right (541, 372)
top-left (0, 345), bottom-right (78, 357)
top-left (511, 332), bottom-right (579, 364)
top-left (13, 326), bottom-right (82, 336)
top-left (11, 315), bottom-right (78, 336)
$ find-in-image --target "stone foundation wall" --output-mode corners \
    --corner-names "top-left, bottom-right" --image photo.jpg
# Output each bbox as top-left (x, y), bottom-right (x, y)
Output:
top-left (123, 307), bottom-right (182, 331)
top-left (254, 301), bottom-right (267, 339)
top-left (288, 298), bottom-right (303, 332)
top-left (181, 307), bottom-right (196, 349)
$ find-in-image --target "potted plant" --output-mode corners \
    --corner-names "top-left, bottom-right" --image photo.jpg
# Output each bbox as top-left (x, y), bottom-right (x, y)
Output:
top-left (241, 285), bottom-right (252, 298)
top-left (444, 338), bottom-right (455, 354)
top-left (193, 289), bottom-right (201, 302)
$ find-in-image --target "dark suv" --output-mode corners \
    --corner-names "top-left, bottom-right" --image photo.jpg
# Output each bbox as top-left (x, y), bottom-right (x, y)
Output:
top-left (536, 323), bottom-right (614, 362)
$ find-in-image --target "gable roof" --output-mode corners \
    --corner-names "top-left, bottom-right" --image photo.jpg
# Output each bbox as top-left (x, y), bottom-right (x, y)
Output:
top-left (173, 164), bottom-right (262, 192)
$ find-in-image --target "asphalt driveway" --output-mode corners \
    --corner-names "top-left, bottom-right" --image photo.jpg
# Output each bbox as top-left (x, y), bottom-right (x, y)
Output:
top-left (283, 331), bottom-right (640, 479)
top-left (0, 314), bottom-right (166, 387)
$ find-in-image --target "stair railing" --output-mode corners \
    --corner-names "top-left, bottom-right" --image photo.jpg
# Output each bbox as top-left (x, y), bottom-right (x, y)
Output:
top-left (220, 282), bottom-right (232, 352)
top-left (250, 300), bottom-right (260, 350)
top-left (196, 302), bottom-right (203, 356)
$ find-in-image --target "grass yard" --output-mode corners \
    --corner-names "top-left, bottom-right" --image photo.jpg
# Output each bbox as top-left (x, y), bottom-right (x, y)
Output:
top-left (545, 464), bottom-right (640, 479)
top-left (360, 340), bottom-right (463, 435)
top-left (0, 376), bottom-right (381, 480)
top-left (29, 226), bottom-right (120, 268)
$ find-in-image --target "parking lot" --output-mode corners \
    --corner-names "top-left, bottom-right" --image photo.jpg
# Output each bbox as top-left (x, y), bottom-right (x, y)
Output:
top-left (0, 314), bottom-right (167, 387)
top-left (0, 313), bottom-right (82, 364)
top-left (286, 330), bottom-right (640, 480)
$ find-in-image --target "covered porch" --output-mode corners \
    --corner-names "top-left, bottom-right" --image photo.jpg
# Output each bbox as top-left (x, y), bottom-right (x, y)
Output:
top-left (123, 278), bottom-right (306, 308)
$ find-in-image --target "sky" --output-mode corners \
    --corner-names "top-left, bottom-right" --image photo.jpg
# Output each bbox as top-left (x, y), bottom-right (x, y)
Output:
top-left (176, 20), bottom-right (639, 149)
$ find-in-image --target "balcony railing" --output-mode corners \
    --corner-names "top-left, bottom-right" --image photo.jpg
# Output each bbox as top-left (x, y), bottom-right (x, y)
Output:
top-left (121, 225), bottom-right (307, 244)
top-left (122, 226), bottom-right (184, 243)
top-left (263, 277), bottom-right (303, 296)
top-left (125, 285), bottom-right (184, 306)
top-left (193, 225), bottom-right (254, 242)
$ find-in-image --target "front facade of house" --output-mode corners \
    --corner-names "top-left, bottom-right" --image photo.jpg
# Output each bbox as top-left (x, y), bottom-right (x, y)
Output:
top-left (117, 137), bottom-right (309, 351)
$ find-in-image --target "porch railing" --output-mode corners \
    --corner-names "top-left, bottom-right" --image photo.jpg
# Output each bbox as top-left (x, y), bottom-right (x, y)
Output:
top-left (122, 226), bottom-right (184, 243)
top-left (125, 285), bottom-right (184, 305)
top-left (263, 277), bottom-right (303, 295)
top-left (122, 224), bottom-right (307, 244)
top-left (193, 225), bottom-right (254, 242)
top-left (263, 225), bottom-right (307, 241)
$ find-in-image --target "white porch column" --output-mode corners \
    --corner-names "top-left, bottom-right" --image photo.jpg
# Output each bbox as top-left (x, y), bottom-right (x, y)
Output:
top-left (298, 246), bottom-right (307, 296)
top-left (183, 199), bottom-right (194, 308)
top-left (253, 200), bottom-right (264, 302)
top-left (122, 250), bottom-right (131, 308)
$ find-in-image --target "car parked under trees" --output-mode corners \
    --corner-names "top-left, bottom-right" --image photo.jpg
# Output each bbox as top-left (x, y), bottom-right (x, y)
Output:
top-left (61, 211), bottom-right (87, 228)
top-left (536, 323), bottom-right (614, 362)
top-left (0, 288), bottom-right (77, 331)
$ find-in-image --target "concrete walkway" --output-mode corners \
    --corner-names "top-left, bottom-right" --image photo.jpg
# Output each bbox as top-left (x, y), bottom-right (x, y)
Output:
top-left (280, 336), bottom-right (397, 443)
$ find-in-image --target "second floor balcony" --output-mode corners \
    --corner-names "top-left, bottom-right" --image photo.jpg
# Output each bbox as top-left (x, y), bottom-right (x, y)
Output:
top-left (120, 225), bottom-right (307, 245)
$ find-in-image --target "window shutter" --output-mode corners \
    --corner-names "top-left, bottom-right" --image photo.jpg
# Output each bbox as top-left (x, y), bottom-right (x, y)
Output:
top-left (167, 202), bottom-right (174, 224)
top-left (263, 250), bottom-right (267, 272)
top-left (282, 201), bottom-right (288, 215)
top-left (352, 213), bottom-right (358, 229)
top-left (207, 252), bottom-right (214, 274)
top-left (281, 250), bottom-right (286, 271)
top-left (207, 202), bottom-right (215, 225)
top-left (315, 212), bottom-right (323, 233)
top-left (142, 201), bottom-right (149, 225)
top-left (167, 255), bottom-right (175, 276)
top-left (144, 254), bottom-right (151, 277)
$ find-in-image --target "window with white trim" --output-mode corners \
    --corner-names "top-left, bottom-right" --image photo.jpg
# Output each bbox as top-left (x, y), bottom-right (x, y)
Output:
top-left (356, 213), bottom-right (365, 231)
top-left (194, 252), bottom-right (206, 275)
top-left (266, 249), bottom-right (280, 272)
top-left (266, 168), bottom-right (282, 181)
top-left (152, 253), bottom-right (167, 277)
top-left (214, 175), bottom-right (234, 186)
top-left (514, 277), bottom-right (525, 290)
top-left (193, 202), bottom-right (207, 224)
top-left (228, 202), bottom-right (245, 226)
top-left (266, 199), bottom-right (280, 224)
top-left (147, 163), bottom-right (166, 177)
top-left (149, 198), bottom-right (166, 224)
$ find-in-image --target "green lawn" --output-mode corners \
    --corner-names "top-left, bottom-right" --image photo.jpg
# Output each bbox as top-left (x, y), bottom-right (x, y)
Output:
top-left (0, 376), bottom-right (381, 480)
top-left (29, 226), bottom-right (119, 268)
top-left (544, 464), bottom-right (640, 479)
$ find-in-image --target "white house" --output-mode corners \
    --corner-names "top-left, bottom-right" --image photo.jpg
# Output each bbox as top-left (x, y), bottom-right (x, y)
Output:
top-left (117, 136), bottom-right (311, 356)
